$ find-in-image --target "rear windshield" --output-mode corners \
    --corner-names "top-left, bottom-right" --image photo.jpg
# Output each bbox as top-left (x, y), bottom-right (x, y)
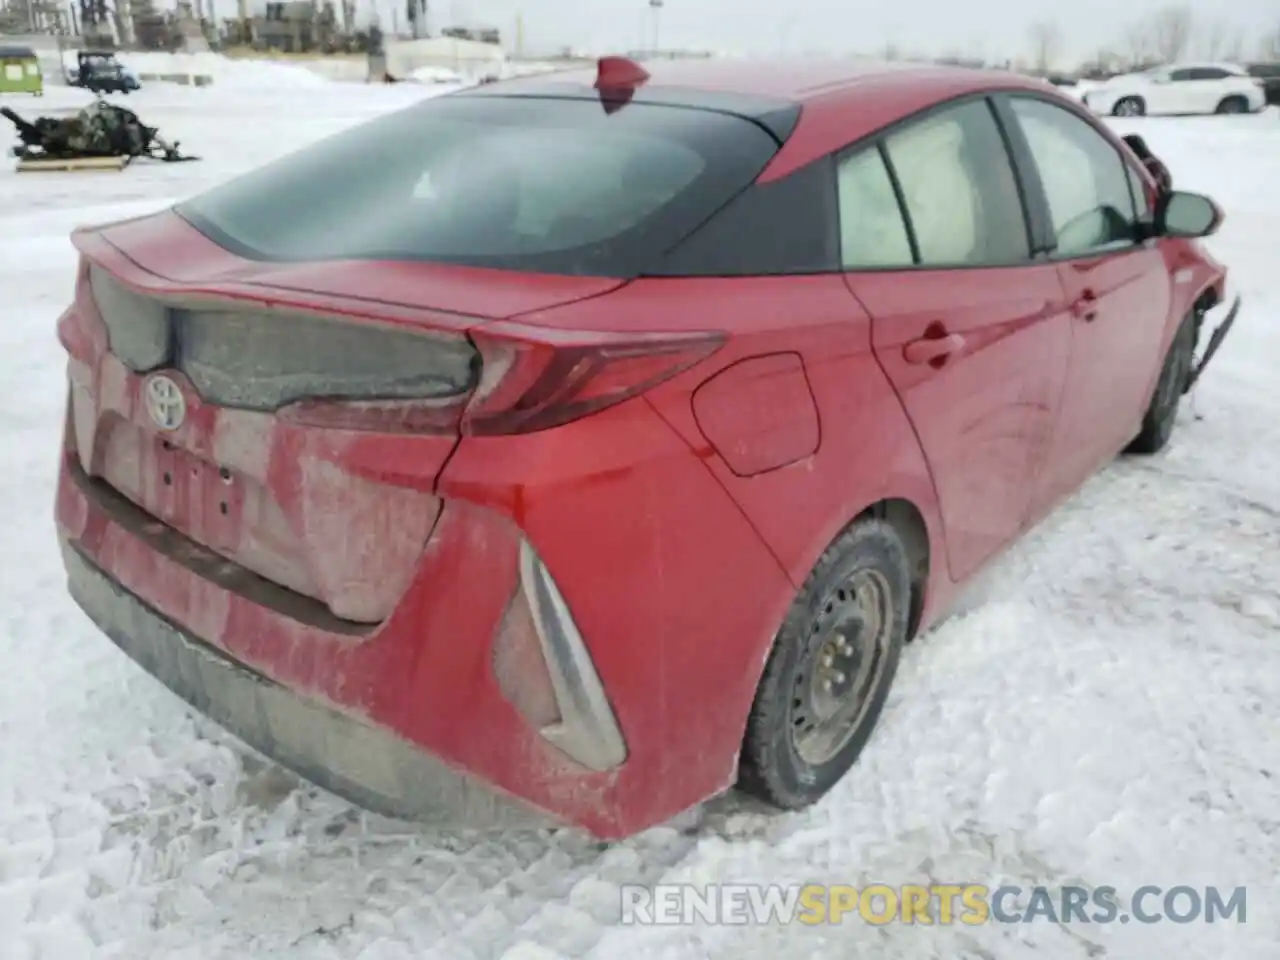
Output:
top-left (177, 94), bottom-right (781, 278)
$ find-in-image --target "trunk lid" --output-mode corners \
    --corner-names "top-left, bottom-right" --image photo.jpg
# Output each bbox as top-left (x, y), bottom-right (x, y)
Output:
top-left (63, 211), bottom-right (620, 626)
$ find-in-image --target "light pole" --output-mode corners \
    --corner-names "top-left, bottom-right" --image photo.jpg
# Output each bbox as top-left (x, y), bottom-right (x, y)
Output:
top-left (778, 13), bottom-right (796, 54)
top-left (648, 0), bottom-right (662, 56)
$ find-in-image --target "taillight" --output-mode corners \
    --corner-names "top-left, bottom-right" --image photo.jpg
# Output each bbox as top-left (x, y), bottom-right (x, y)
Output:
top-left (280, 328), bottom-right (725, 437)
top-left (462, 328), bottom-right (725, 436)
top-left (57, 258), bottom-right (109, 362)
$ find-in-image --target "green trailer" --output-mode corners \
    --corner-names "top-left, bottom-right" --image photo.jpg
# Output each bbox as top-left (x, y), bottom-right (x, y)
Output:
top-left (0, 45), bottom-right (43, 96)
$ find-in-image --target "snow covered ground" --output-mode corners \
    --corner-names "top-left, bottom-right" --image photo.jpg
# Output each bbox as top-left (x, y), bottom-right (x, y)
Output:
top-left (1, 70), bottom-right (1279, 960)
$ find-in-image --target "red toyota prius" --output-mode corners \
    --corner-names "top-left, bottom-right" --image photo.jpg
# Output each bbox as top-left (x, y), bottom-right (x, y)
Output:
top-left (55, 56), bottom-right (1237, 839)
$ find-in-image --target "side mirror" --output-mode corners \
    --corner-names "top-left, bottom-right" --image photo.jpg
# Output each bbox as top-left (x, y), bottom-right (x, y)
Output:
top-left (1154, 190), bottom-right (1223, 239)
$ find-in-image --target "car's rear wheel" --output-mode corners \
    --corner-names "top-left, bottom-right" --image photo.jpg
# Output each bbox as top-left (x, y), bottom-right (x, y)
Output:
top-left (1126, 313), bottom-right (1196, 455)
top-left (1113, 96), bottom-right (1146, 117)
top-left (1215, 96), bottom-right (1249, 115)
top-left (738, 518), bottom-right (910, 810)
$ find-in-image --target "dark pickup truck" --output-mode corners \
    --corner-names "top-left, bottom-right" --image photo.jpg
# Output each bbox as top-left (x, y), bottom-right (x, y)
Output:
top-left (68, 51), bottom-right (141, 94)
top-left (1247, 63), bottom-right (1280, 106)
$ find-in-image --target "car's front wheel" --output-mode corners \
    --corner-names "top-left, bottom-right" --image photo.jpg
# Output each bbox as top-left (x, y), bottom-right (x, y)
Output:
top-left (1126, 313), bottom-right (1196, 455)
top-left (738, 518), bottom-right (910, 810)
top-left (1113, 96), bottom-right (1146, 117)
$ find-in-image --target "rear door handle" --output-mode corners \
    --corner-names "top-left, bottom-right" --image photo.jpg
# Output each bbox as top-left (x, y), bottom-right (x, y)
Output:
top-left (1071, 288), bottom-right (1098, 321)
top-left (903, 332), bottom-right (966, 366)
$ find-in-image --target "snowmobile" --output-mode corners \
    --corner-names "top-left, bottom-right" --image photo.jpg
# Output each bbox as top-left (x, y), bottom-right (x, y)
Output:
top-left (2, 99), bottom-right (198, 171)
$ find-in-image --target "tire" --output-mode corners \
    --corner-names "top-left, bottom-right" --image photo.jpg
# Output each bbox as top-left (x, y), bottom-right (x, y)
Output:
top-left (1126, 314), bottom-right (1196, 455)
top-left (738, 518), bottom-right (911, 810)
top-left (1215, 96), bottom-right (1248, 115)
top-left (1113, 96), bottom-right (1146, 118)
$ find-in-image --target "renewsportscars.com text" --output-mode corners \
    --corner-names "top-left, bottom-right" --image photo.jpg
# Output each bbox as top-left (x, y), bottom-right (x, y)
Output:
top-left (620, 883), bottom-right (1247, 926)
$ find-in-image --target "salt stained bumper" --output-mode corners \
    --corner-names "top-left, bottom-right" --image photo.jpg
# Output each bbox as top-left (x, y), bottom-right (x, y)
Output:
top-left (61, 540), bottom-right (558, 831)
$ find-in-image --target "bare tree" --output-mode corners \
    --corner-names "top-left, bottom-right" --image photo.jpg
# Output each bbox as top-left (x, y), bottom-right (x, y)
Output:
top-left (1027, 20), bottom-right (1062, 74)
top-left (1222, 29), bottom-right (1246, 63)
top-left (1199, 17), bottom-right (1232, 60)
top-left (1150, 4), bottom-right (1193, 62)
top-left (1121, 20), bottom-right (1157, 68)
top-left (1260, 25), bottom-right (1280, 60)
top-left (1082, 47), bottom-right (1124, 78)
top-left (882, 41), bottom-right (901, 61)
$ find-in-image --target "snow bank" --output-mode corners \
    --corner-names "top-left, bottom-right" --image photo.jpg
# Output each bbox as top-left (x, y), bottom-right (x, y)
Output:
top-left (49, 50), bottom-right (569, 91)
top-left (282, 56), bottom-right (369, 82)
top-left (60, 50), bottom-right (331, 89)
top-left (500, 60), bottom-right (572, 79)
top-left (406, 59), bottom-right (566, 86)
top-left (410, 64), bottom-right (466, 84)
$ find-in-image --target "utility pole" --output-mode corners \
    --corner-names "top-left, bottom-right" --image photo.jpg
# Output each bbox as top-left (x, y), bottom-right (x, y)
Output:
top-left (114, 0), bottom-right (133, 46)
top-left (406, 0), bottom-right (424, 37)
top-left (648, 0), bottom-right (662, 56)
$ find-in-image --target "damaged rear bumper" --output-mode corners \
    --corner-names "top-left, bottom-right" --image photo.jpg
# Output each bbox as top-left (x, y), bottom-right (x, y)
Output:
top-left (62, 539), bottom-right (557, 830)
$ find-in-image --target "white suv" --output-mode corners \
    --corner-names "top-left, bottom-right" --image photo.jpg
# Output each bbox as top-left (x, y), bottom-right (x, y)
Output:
top-left (1082, 62), bottom-right (1266, 117)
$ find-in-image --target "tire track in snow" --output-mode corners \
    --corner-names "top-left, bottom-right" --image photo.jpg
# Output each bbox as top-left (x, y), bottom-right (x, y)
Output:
top-left (3, 92), bottom-right (1280, 960)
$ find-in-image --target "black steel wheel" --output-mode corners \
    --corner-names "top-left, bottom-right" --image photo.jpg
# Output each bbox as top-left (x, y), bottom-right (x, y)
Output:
top-left (738, 518), bottom-right (911, 810)
top-left (790, 568), bottom-right (894, 766)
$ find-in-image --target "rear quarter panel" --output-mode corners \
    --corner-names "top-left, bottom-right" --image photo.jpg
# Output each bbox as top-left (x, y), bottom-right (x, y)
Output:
top-left (576, 275), bottom-right (953, 622)
top-left (439, 392), bottom-right (800, 831)
top-left (472, 279), bottom-right (955, 825)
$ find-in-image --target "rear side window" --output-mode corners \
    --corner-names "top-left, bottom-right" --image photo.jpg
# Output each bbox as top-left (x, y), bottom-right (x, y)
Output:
top-left (1008, 97), bottom-right (1138, 256)
top-left (647, 157), bottom-right (840, 276)
top-left (1189, 67), bottom-right (1231, 80)
top-left (835, 146), bottom-right (913, 268)
top-left (880, 99), bottom-right (1031, 266)
top-left (177, 95), bottom-right (783, 278)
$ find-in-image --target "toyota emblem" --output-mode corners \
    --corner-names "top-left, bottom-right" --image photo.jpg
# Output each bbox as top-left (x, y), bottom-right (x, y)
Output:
top-left (145, 374), bottom-right (186, 431)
